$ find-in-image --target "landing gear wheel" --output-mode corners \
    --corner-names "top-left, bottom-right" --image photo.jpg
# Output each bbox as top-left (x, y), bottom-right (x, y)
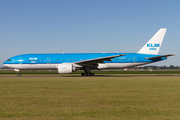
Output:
top-left (86, 73), bottom-right (91, 76)
top-left (81, 73), bottom-right (86, 76)
top-left (81, 73), bottom-right (95, 76)
top-left (90, 73), bottom-right (95, 76)
top-left (17, 73), bottom-right (21, 77)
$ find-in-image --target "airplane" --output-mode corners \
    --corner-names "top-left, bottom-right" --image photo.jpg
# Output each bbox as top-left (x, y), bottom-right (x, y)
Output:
top-left (3, 28), bottom-right (175, 76)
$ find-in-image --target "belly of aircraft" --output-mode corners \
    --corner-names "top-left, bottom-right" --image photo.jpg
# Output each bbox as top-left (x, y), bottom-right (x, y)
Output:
top-left (4, 62), bottom-right (149, 70)
top-left (98, 63), bottom-right (148, 69)
top-left (4, 64), bottom-right (58, 70)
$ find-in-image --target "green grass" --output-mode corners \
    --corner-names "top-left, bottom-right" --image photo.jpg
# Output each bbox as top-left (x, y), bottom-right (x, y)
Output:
top-left (1, 77), bottom-right (180, 119)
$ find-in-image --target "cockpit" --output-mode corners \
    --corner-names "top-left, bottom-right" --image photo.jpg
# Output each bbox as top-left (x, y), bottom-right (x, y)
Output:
top-left (7, 59), bottom-right (11, 61)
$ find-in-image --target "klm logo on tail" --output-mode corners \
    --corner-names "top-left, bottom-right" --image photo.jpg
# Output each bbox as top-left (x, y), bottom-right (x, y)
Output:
top-left (147, 43), bottom-right (160, 50)
top-left (147, 43), bottom-right (160, 47)
top-left (138, 28), bottom-right (166, 55)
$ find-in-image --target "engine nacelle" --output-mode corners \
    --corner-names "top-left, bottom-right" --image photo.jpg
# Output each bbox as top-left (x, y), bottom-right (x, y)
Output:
top-left (58, 64), bottom-right (76, 74)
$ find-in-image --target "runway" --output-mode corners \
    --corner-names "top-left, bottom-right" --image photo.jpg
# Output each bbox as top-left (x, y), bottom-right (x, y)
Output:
top-left (0, 75), bottom-right (180, 77)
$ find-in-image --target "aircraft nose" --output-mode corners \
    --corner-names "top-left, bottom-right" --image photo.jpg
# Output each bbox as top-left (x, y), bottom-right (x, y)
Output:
top-left (3, 59), bottom-right (11, 65)
top-left (3, 61), bottom-right (8, 64)
top-left (3, 61), bottom-right (12, 68)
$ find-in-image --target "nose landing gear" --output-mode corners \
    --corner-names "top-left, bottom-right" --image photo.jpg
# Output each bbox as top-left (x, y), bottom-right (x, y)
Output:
top-left (15, 69), bottom-right (21, 77)
top-left (17, 72), bottom-right (21, 77)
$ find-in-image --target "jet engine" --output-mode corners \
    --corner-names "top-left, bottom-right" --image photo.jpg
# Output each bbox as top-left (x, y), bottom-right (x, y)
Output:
top-left (57, 64), bottom-right (76, 74)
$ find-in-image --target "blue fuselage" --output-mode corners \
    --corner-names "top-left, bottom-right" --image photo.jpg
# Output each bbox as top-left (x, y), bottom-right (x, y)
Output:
top-left (4, 53), bottom-right (165, 65)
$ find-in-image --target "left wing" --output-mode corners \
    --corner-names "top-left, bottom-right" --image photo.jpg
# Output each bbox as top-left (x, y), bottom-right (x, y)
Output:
top-left (146, 54), bottom-right (175, 60)
top-left (74, 54), bottom-right (125, 66)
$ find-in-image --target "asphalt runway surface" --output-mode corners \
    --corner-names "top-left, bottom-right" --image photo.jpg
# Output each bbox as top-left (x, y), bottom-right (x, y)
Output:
top-left (0, 75), bottom-right (180, 77)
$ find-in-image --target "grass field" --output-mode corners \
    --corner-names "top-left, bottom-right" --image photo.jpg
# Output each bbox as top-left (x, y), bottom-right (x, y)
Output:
top-left (1, 76), bottom-right (180, 120)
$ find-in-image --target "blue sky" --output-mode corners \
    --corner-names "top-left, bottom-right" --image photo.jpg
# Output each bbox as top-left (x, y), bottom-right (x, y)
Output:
top-left (0, 0), bottom-right (180, 67)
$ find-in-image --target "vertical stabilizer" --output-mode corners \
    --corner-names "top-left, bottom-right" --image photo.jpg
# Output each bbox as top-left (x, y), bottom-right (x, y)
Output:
top-left (138, 28), bottom-right (167, 55)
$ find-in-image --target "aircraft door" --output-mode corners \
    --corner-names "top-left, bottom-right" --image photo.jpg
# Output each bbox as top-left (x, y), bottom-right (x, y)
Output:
top-left (132, 56), bottom-right (137, 63)
top-left (46, 57), bottom-right (51, 64)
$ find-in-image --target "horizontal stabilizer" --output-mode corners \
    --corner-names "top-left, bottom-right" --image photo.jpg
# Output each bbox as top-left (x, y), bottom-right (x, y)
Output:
top-left (146, 54), bottom-right (175, 60)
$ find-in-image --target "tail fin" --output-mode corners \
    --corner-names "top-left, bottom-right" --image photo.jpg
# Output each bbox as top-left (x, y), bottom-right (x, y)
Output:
top-left (138, 28), bottom-right (167, 55)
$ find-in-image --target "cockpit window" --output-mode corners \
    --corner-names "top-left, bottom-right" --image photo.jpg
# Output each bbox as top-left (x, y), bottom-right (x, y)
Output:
top-left (7, 59), bottom-right (11, 61)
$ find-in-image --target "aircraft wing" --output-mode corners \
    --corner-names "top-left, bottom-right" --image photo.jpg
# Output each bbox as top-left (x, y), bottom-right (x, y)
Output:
top-left (75, 54), bottom-right (125, 66)
top-left (146, 54), bottom-right (175, 60)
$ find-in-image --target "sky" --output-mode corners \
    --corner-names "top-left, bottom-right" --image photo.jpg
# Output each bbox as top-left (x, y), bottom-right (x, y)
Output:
top-left (0, 0), bottom-right (180, 67)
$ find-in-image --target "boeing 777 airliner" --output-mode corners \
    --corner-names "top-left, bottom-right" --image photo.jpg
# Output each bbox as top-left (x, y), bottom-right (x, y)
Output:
top-left (3, 28), bottom-right (174, 76)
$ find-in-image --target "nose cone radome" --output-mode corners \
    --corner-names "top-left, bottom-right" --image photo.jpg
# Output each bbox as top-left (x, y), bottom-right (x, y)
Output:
top-left (3, 61), bottom-right (8, 65)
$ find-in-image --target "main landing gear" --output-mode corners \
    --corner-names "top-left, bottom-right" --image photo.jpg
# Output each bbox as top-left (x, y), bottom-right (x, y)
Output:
top-left (81, 72), bottom-right (95, 76)
top-left (81, 66), bottom-right (95, 76)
